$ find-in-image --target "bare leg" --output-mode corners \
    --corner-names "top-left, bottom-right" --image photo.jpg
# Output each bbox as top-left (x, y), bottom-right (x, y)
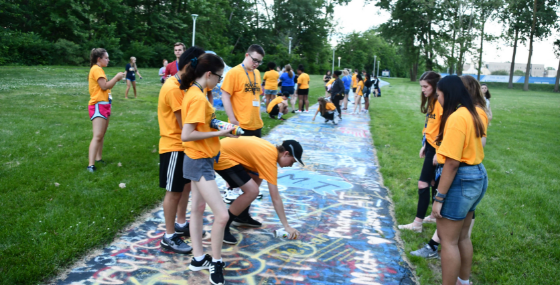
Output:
top-left (125, 80), bottom-right (131, 99)
top-left (88, 117), bottom-right (108, 166)
top-left (364, 97), bottom-right (369, 110)
top-left (305, 96), bottom-right (309, 111)
top-left (189, 181), bottom-right (206, 257)
top-left (163, 191), bottom-right (183, 235)
top-left (96, 117), bottom-right (109, 161)
top-left (459, 212), bottom-right (474, 281)
top-left (290, 95), bottom-right (297, 111)
top-left (176, 183), bottom-right (191, 224)
top-left (438, 215), bottom-right (468, 285)
top-left (132, 81), bottom-right (137, 98)
top-left (228, 180), bottom-right (259, 215)
top-left (343, 94), bottom-right (348, 109)
top-left (432, 229), bottom-right (440, 243)
top-left (298, 95), bottom-right (304, 111)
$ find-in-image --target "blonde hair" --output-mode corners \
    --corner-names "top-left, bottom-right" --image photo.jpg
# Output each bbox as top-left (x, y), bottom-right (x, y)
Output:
top-left (129, 57), bottom-right (137, 71)
top-left (285, 64), bottom-right (293, 78)
top-left (342, 70), bottom-right (349, 76)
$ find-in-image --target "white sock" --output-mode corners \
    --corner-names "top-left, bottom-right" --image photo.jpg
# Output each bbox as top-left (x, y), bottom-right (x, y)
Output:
top-left (164, 233), bottom-right (174, 238)
top-left (176, 221), bottom-right (187, 227)
top-left (278, 112), bottom-right (283, 119)
top-left (458, 277), bottom-right (469, 285)
top-left (194, 255), bottom-right (205, 262)
top-left (212, 258), bottom-right (223, 263)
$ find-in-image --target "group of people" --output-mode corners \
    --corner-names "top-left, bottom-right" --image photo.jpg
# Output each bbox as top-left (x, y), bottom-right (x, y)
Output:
top-left (397, 71), bottom-right (493, 285)
top-left (261, 62), bottom-right (311, 116)
top-left (87, 43), bottom-right (304, 285)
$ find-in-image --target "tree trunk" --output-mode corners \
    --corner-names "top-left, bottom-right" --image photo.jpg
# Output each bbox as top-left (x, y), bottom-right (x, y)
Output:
top-left (410, 62), bottom-right (418, 81)
top-left (449, 28), bottom-right (457, 75)
top-left (457, 43), bottom-right (465, 76)
top-left (555, 59), bottom-right (560, 92)
top-left (523, 0), bottom-right (538, 91)
top-left (508, 28), bottom-right (519, 89)
top-left (477, 20), bottom-right (486, 81)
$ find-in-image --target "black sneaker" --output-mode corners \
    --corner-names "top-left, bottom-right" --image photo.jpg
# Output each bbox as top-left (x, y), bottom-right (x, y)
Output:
top-left (209, 261), bottom-right (226, 285)
top-left (232, 216), bottom-right (262, 228)
top-left (325, 119), bottom-right (329, 123)
top-left (95, 159), bottom-right (106, 164)
top-left (223, 228), bottom-right (237, 244)
top-left (189, 254), bottom-right (213, 271)
top-left (86, 165), bottom-right (96, 173)
top-left (175, 222), bottom-right (207, 238)
top-left (160, 234), bottom-right (192, 254)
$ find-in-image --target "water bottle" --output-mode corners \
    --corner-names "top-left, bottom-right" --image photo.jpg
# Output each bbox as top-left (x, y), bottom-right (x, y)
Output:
top-left (210, 119), bottom-right (245, 135)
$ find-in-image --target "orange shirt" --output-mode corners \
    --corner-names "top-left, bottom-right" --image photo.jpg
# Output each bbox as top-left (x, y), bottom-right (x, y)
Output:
top-left (423, 101), bottom-right (443, 149)
top-left (267, 96), bottom-right (285, 113)
top-left (263, 70), bottom-right (280, 90)
top-left (158, 76), bottom-right (185, 153)
top-left (436, 107), bottom-right (485, 165)
top-left (214, 137), bottom-right (279, 185)
top-left (182, 86), bottom-right (220, 159)
top-left (297, 73), bottom-right (310, 89)
top-left (326, 102), bottom-right (336, 111)
top-left (221, 64), bottom-right (263, 131)
top-left (356, 81), bottom-right (364, 96)
top-left (476, 106), bottom-right (489, 137)
top-left (326, 78), bottom-right (335, 87)
top-left (88, 65), bottom-right (110, 105)
top-left (352, 73), bottom-right (358, 88)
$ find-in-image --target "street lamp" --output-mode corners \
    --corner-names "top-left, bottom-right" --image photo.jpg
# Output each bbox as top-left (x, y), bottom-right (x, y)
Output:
top-left (373, 55), bottom-right (377, 76)
top-left (332, 48), bottom-right (335, 74)
top-left (377, 60), bottom-right (380, 77)
top-left (191, 14), bottom-right (199, 47)
top-left (338, 57), bottom-right (341, 67)
top-left (288, 37), bottom-right (293, 54)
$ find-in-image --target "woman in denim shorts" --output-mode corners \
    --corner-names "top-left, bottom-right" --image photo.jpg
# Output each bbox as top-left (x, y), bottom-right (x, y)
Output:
top-left (431, 75), bottom-right (488, 285)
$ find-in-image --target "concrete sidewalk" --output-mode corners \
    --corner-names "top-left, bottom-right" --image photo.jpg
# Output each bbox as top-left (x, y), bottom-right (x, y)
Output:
top-left (57, 107), bottom-right (415, 285)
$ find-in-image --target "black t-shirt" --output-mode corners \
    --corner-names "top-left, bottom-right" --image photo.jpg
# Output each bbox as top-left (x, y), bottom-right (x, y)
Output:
top-left (324, 75), bottom-right (331, 83)
top-left (125, 63), bottom-right (135, 79)
top-left (365, 78), bottom-right (373, 88)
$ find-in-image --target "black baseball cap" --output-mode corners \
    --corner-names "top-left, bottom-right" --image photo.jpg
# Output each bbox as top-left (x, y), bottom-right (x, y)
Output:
top-left (282, 140), bottom-right (304, 166)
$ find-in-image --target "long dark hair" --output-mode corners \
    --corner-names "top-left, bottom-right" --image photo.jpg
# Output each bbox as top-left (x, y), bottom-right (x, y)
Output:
top-left (419, 71), bottom-right (441, 114)
top-left (435, 76), bottom-right (485, 143)
top-left (318, 97), bottom-right (327, 116)
top-left (356, 74), bottom-right (363, 82)
top-left (180, 53), bottom-right (225, 90)
top-left (460, 75), bottom-right (487, 109)
top-left (481, 83), bottom-right (491, 99)
top-left (179, 46), bottom-right (205, 71)
top-left (90, 48), bottom-right (107, 67)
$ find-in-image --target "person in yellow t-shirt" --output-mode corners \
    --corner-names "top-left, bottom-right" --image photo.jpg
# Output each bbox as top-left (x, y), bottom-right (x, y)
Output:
top-left (430, 75), bottom-right (487, 285)
top-left (267, 93), bottom-right (289, 120)
top-left (87, 48), bottom-right (125, 173)
top-left (312, 97), bottom-right (337, 125)
top-left (221, 44), bottom-right (265, 137)
top-left (296, 65), bottom-right (310, 112)
top-left (214, 137), bottom-right (304, 243)
top-left (262, 61), bottom-right (279, 109)
top-left (179, 53), bottom-right (235, 284)
top-left (157, 47), bottom-right (206, 255)
top-left (351, 69), bottom-right (358, 92)
top-left (351, 74), bottom-right (364, 114)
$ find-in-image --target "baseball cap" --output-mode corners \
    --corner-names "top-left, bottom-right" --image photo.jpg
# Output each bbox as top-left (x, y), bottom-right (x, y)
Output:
top-left (282, 140), bottom-right (304, 166)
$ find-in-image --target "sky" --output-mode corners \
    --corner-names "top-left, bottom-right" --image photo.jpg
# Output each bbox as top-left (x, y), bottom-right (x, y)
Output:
top-left (331, 1), bottom-right (559, 69)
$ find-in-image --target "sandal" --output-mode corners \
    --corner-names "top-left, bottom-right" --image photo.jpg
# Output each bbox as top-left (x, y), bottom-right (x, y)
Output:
top-left (397, 222), bottom-right (422, 233)
top-left (423, 215), bottom-right (436, 224)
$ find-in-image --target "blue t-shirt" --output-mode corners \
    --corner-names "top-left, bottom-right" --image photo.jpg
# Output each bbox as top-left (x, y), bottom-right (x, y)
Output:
top-left (279, 72), bottom-right (295, 87)
top-left (342, 75), bottom-right (352, 90)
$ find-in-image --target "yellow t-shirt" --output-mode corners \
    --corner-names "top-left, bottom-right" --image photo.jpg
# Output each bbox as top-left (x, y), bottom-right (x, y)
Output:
top-left (326, 102), bottom-right (336, 111)
top-left (356, 81), bottom-right (364, 96)
top-left (214, 137), bottom-right (279, 185)
top-left (182, 86), bottom-right (220, 159)
top-left (267, 96), bottom-right (284, 113)
top-left (436, 107), bottom-right (485, 165)
top-left (326, 78), bottom-right (335, 86)
top-left (352, 73), bottom-right (358, 88)
top-left (158, 76), bottom-right (186, 153)
top-left (88, 65), bottom-right (110, 105)
top-left (263, 70), bottom-right (280, 90)
top-left (423, 101), bottom-right (443, 149)
top-left (297, 73), bottom-right (310, 89)
top-left (476, 106), bottom-right (489, 137)
top-left (221, 64), bottom-right (263, 131)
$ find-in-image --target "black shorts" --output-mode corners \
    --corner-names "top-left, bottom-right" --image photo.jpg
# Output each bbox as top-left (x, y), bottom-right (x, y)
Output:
top-left (160, 151), bottom-right (191, 192)
top-left (242, 128), bottom-right (262, 138)
top-left (269, 104), bottom-right (280, 116)
top-left (322, 111), bottom-right (335, 120)
top-left (352, 88), bottom-right (357, 93)
top-left (297, 88), bottom-right (309, 96)
top-left (419, 143), bottom-right (437, 183)
top-left (216, 164), bottom-right (252, 188)
top-left (160, 78), bottom-right (165, 84)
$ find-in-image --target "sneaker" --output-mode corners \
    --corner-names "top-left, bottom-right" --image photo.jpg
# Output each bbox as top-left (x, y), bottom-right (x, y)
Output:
top-left (397, 222), bottom-right (422, 233)
top-left (295, 110), bottom-right (302, 113)
top-left (223, 188), bottom-right (241, 204)
top-left (291, 110), bottom-right (295, 113)
top-left (278, 117), bottom-right (286, 121)
top-left (175, 222), bottom-right (206, 238)
top-left (86, 165), bottom-right (96, 173)
top-left (410, 244), bottom-right (440, 259)
top-left (423, 215), bottom-right (436, 224)
top-left (161, 234), bottom-right (192, 254)
top-left (269, 114), bottom-right (275, 119)
top-left (332, 120), bottom-right (337, 125)
top-left (232, 216), bottom-right (262, 228)
top-left (95, 159), bottom-right (106, 164)
top-left (303, 110), bottom-right (309, 113)
top-left (223, 228), bottom-right (238, 244)
top-left (325, 119), bottom-right (329, 123)
top-left (209, 261), bottom-right (226, 285)
top-left (256, 193), bottom-right (263, 199)
top-left (189, 254), bottom-right (213, 271)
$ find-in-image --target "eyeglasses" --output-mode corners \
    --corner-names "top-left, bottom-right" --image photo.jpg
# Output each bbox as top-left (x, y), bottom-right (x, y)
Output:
top-left (249, 54), bottom-right (263, 66)
top-left (211, 72), bottom-right (223, 82)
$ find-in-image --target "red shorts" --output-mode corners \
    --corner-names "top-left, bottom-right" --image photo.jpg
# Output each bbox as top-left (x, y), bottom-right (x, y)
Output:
top-left (88, 102), bottom-right (111, 120)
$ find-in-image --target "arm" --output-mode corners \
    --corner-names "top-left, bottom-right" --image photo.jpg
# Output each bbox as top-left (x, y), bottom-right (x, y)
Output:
top-left (221, 91), bottom-right (239, 126)
top-left (181, 122), bottom-right (235, 142)
top-left (134, 65), bottom-right (142, 78)
top-left (312, 108), bottom-right (320, 121)
top-left (431, 158), bottom-right (460, 218)
top-left (97, 73), bottom-right (124, 91)
top-left (268, 182), bottom-right (300, 239)
top-left (174, 111), bottom-right (182, 126)
top-left (487, 106), bottom-right (493, 121)
top-left (482, 137), bottom-right (487, 148)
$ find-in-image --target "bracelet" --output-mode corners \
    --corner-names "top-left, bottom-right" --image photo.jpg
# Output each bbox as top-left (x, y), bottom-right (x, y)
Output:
top-left (434, 197), bottom-right (444, 203)
top-left (435, 190), bottom-right (447, 199)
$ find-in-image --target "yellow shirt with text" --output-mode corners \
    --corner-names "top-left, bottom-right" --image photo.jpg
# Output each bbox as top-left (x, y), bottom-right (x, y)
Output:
top-left (221, 64), bottom-right (263, 130)
top-left (182, 87), bottom-right (220, 159)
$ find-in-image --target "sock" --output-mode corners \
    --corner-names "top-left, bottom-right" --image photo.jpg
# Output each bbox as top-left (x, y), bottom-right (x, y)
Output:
top-left (212, 258), bottom-right (223, 263)
top-left (176, 221), bottom-right (187, 227)
top-left (237, 205), bottom-right (251, 220)
top-left (458, 277), bottom-right (469, 285)
top-left (277, 112), bottom-right (283, 119)
top-left (194, 255), bottom-right (205, 262)
top-left (226, 210), bottom-right (237, 230)
top-left (428, 238), bottom-right (440, 251)
top-left (164, 233), bottom-right (174, 238)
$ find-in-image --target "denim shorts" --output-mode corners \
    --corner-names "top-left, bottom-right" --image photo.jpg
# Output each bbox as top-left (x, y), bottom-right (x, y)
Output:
top-left (440, 164), bottom-right (488, 221)
top-left (264, 89), bottom-right (278, 95)
top-left (183, 154), bottom-right (216, 182)
top-left (281, 86), bottom-right (294, 94)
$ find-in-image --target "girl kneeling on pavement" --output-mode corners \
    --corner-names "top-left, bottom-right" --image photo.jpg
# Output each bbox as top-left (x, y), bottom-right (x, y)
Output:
top-left (312, 97), bottom-right (337, 125)
top-left (267, 93), bottom-right (289, 120)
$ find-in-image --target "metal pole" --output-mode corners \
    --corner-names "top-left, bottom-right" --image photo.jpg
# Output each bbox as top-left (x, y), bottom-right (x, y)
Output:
top-left (332, 49), bottom-right (335, 74)
top-left (373, 55), bottom-right (377, 75)
top-left (377, 60), bottom-right (380, 77)
top-left (191, 14), bottom-right (198, 46)
top-left (288, 37), bottom-right (292, 55)
top-left (338, 57), bottom-right (341, 67)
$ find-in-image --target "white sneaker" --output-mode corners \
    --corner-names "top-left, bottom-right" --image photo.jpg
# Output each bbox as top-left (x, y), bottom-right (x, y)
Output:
top-left (295, 110), bottom-right (302, 113)
top-left (303, 110), bottom-right (309, 113)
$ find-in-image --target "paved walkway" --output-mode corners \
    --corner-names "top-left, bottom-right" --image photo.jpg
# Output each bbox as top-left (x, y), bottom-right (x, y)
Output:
top-left (58, 105), bottom-right (415, 285)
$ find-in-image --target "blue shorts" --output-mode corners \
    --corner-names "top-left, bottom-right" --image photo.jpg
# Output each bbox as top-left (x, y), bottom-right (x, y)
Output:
top-left (440, 164), bottom-right (487, 220)
top-left (281, 86), bottom-right (294, 94)
top-left (126, 77), bottom-right (135, 82)
top-left (264, 89), bottom-right (278, 95)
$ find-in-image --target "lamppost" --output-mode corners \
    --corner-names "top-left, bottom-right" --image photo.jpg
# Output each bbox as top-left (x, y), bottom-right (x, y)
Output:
top-left (377, 60), bottom-right (380, 77)
top-left (373, 55), bottom-right (377, 75)
top-left (338, 57), bottom-right (341, 67)
top-left (191, 14), bottom-right (199, 47)
top-left (332, 48), bottom-right (335, 74)
top-left (288, 37), bottom-right (293, 55)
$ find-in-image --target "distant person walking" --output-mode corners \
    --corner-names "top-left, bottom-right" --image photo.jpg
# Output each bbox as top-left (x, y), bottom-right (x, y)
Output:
top-left (373, 75), bottom-right (381, 97)
top-left (351, 74), bottom-right (364, 114)
top-left (352, 69), bottom-right (358, 94)
top-left (342, 69), bottom-right (352, 110)
top-left (262, 62), bottom-right (279, 109)
top-left (87, 48), bottom-right (125, 172)
top-left (481, 84), bottom-right (493, 121)
top-left (323, 70), bottom-right (332, 97)
top-left (164, 42), bottom-right (186, 79)
top-left (329, 70), bottom-right (344, 120)
top-left (125, 57), bottom-right (143, 99)
top-left (363, 73), bottom-right (372, 113)
top-left (159, 59), bottom-right (168, 84)
top-left (296, 65), bottom-right (310, 112)
top-left (279, 64), bottom-right (297, 113)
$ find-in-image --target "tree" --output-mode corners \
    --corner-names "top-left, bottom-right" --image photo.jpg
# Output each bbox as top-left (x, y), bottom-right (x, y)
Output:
top-left (474, 0), bottom-right (503, 81)
top-left (554, 39), bottom-right (560, 92)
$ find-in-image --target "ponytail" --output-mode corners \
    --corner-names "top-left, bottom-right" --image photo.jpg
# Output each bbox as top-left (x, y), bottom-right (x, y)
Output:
top-left (285, 64), bottom-right (293, 78)
top-left (90, 48), bottom-right (107, 67)
top-left (180, 53), bottom-right (225, 90)
top-left (318, 97), bottom-right (327, 116)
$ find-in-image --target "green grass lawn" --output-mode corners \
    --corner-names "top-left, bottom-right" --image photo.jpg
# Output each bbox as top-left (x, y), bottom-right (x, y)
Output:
top-left (370, 78), bottom-right (560, 284)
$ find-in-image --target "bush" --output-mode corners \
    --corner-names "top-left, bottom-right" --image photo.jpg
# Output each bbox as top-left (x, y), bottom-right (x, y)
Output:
top-left (514, 70), bottom-right (526, 76)
top-left (123, 41), bottom-right (155, 68)
top-left (52, 39), bottom-right (85, 65)
top-left (0, 29), bottom-right (52, 65)
top-left (491, 70), bottom-right (509, 75)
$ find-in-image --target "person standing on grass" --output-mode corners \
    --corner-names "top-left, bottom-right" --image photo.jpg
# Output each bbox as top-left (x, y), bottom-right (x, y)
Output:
top-left (87, 48), bottom-right (125, 173)
top-left (158, 47), bottom-right (206, 255)
top-left (329, 70), bottom-right (344, 120)
top-left (214, 137), bottom-right (303, 244)
top-left (267, 93), bottom-right (289, 120)
top-left (351, 74), bottom-right (364, 114)
top-left (296, 65), bottom-right (310, 113)
top-left (323, 70), bottom-right (332, 97)
top-left (362, 73), bottom-right (372, 113)
top-left (262, 62), bottom-right (279, 109)
top-left (159, 59), bottom-right (168, 84)
top-left (312, 97), bottom-right (338, 125)
top-left (125, 57), bottom-right (143, 99)
top-left (481, 84), bottom-right (493, 122)
top-left (342, 69), bottom-right (352, 110)
top-left (431, 75), bottom-right (487, 285)
top-left (398, 71), bottom-right (441, 233)
top-left (179, 53), bottom-right (233, 285)
top-left (164, 42), bottom-right (186, 80)
top-left (279, 64), bottom-right (296, 113)
top-left (373, 75), bottom-right (381, 97)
